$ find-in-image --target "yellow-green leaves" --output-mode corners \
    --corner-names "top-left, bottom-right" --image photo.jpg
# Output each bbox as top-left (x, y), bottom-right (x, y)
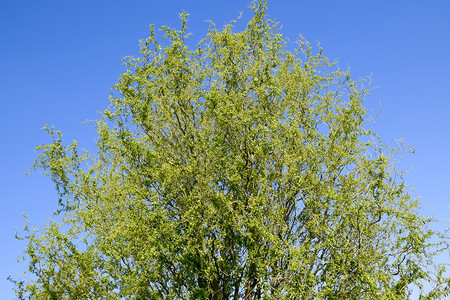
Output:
top-left (12, 1), bottom-right (449, 299)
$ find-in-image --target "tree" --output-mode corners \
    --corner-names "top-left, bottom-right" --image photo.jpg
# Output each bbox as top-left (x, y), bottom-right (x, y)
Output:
top-left (11, 1), bottom-right (449, 299)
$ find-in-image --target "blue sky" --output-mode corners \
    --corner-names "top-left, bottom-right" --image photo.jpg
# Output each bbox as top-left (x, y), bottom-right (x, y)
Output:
top-left (1, 0), bottom-right (449, 297)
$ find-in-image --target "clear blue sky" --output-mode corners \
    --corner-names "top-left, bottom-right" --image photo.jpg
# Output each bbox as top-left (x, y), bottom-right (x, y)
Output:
top-left (1, 0), bottom-right (449, 297)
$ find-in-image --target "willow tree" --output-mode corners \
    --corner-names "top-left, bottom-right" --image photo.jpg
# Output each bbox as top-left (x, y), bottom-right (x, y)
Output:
top-left (11, 1), bottom-right (449, 299)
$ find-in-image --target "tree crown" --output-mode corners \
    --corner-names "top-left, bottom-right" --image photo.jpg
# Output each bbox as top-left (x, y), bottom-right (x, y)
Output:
top-left (11, 1), bottom-right (449, 299)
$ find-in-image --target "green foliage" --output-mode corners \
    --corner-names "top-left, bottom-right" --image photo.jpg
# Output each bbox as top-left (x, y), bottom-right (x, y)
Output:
top-left (11, 1), bottom-right (449, 299)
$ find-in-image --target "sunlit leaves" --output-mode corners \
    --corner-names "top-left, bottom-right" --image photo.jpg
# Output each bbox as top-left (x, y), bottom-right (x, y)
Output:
top-left (11, 1), bottom-right (449, 299)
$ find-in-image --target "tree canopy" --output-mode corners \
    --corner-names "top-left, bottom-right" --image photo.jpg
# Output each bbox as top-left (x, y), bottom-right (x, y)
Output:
top-left (11, 1), bottom-right (449, 299)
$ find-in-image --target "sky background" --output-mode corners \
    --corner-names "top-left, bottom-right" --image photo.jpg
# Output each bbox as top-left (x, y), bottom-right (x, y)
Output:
top-left (1, 0), bottom-right (449, 297)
